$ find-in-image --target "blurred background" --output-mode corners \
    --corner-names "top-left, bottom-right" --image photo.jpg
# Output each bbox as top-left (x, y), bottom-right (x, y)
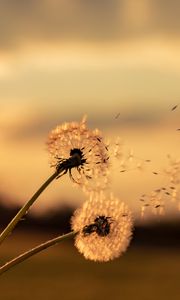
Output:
top-left (0, 1), bottom-right (180, 299)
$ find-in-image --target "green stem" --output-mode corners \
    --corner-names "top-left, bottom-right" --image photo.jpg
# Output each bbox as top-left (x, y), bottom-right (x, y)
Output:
top-left (0, 231), bottom-right (76, 276)
top-left (0, 171), bottom-right (59, 245)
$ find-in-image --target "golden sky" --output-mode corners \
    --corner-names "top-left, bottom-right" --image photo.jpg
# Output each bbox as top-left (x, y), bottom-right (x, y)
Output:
top-left (0, 0), bottom-right (180, 218)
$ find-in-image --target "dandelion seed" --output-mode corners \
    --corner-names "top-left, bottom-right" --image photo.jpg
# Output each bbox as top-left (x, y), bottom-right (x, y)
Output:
top-left (112, 137), bottom-right (123, 159)
top-left (141, 205), bottom-right (146, 218)
top-left (139, 155), bottom-right (180, 215)
top-left (154, 189), bottom-right (161, 193)
top-left (47, 116), bottom-right (109, 191)
top-left (71, 193), bottom-right (133, 262)
top-left (139, 187), bottom-right (165, 216)
top-left (122, 214), bottom-right (128, 217)
top-left (171, 104), bottom-right (178, 111)
top-left (114, 113), bottom-right (120, 119)
top-left (170, 186), bottom-right (175, 190)
top-left (171, 189), bottom-right (177, 201)
top-left (136, 162), bottom-right (143, 171)
top-left (128, 149), bottom-right (134, 161)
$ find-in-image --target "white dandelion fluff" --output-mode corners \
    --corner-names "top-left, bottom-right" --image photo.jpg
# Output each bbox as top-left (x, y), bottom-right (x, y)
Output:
top-left (71, 193), bottom-right (133, 262)
top-left (139, 154), bottom-right (180, 217)
top-left (47, 116), bottom-right (110, 191)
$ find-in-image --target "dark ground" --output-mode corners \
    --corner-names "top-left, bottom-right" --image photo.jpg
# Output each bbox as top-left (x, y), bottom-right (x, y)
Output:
top-left (0, 200), bottom-right (180, 300)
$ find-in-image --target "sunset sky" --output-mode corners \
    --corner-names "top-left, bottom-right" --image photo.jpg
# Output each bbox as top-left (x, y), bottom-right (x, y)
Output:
top-left (1, 0), bottom-right (180, 218)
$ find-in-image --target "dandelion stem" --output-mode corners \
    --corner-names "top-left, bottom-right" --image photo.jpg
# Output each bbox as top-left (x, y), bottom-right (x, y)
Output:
top-left (0, 231), bottom-right (76, 276)
top-left (0, 171), bottom-right (59, 245)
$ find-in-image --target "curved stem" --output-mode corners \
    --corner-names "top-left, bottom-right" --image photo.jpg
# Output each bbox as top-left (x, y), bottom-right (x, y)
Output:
top-left (0, 231), bottom-right (76, 276)
top-left (0, 171), bottom-right (59, 245)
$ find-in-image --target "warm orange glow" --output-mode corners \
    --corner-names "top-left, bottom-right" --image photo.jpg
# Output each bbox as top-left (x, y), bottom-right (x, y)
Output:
top-left (0, 1), bottom-right (180, 218)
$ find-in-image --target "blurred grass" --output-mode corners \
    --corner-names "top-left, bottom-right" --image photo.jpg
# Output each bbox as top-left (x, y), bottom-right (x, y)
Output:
top-left (0, 232), bottom-right (180, 300)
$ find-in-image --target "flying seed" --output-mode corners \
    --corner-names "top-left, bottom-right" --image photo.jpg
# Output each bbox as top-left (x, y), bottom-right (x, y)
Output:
top-left (97, 137), bottom-right (102, 142)
top-left (171, 104), bottom-right (178, 111)
top-left (154, 189), bottom-right (161, 192)
top-left (115, 113), bottom-right (120, 119)
top-left (152, 172), bottom-right (158, 175)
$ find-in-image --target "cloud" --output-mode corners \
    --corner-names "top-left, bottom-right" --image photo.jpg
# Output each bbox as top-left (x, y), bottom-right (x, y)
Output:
top-left (153, 0), bottom-right (180, 33)
top-left (0, 0), bottom-right (180, 51)
top-left (1, 105), bottom-right (163, 144)
top-left (0, 0), bottom-right (120, 50)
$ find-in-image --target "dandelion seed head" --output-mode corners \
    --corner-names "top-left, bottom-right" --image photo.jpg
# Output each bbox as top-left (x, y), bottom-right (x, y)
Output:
top-left (71, 193), bottom-right (133, 262)
top-left (47, 116), bottom-right (109, 190)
